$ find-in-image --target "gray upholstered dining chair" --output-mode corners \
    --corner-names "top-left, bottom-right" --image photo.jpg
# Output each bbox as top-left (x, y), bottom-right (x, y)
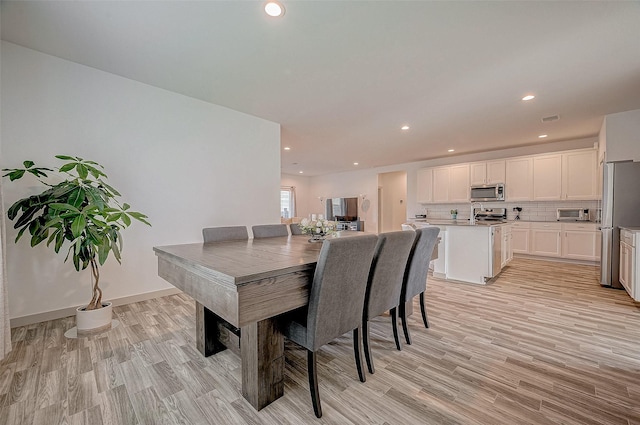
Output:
top-left (289, 223), bottom-right (303, 235)
top-left (362, 231), bottom-right (417, 374)
top-left (252, 224), bottom-right (289, 238)
top-left (399, 226), bottom-right (440, 345)
top-left (202, 226), bottom-right (248, 243)
top-left (278, 234), bottom-right (378, 418)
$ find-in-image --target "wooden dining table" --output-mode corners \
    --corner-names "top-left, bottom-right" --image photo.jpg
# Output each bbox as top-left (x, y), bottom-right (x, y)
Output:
top-left (153, 234), bottom-right (331, 411)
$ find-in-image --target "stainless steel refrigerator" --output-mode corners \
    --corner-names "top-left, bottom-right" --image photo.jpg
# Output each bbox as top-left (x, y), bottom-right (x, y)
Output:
top-left (600, 161), bottom-right (640, 288)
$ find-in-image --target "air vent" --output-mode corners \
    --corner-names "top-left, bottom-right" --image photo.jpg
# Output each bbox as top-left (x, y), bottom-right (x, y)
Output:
top-left (541, 114), bottom-right (560, 123)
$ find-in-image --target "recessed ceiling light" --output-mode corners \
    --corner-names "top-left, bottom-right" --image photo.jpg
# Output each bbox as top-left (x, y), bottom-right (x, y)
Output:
top-left (353, 162), bottom-right (359, 166)
top-left (538, 134), bottom-right (548, 138)
top-left (522, 95), bottom-right (535, 101)
top-left (264, 1), bottom-right (285, 17)
top-left (401, 125), bottom-right (410, 131)
top-left (284, 146), bottom-right (291, 150)
top-left (448, 149), bottom-right (455, 152)
top-left (298, 171), bottom-right (303, 174)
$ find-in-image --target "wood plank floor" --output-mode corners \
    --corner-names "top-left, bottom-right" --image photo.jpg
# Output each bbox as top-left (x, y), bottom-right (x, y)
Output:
top-left (1, 257), bottom-right (639, 424)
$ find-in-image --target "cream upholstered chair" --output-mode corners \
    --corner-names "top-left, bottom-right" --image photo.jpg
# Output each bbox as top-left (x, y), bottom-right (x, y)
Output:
top-left (252, 224), bottom-right (289, 238)
top-left (399, 227), bottom-right (440, 344)
top-left (362, 231), bottom-right (416, 374)
top-left (278, 234), bottom-right (378, 418)
top-left (202, 226), bottom-right (248, 243)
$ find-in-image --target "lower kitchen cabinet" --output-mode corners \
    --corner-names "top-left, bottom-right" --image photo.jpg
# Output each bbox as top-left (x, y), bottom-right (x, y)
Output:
top-left (513, 221), bottom-right (600, 262)
top-left (501, 224), bottom-right (513, 268)
top-left (530, 223), bottom-right (562, 257)
top-left (619, 228), bottom-right (638, 301)
top-left (511, 222), bottom-right (530, 254)
top-left (562, 223), bottom-right (602, 261)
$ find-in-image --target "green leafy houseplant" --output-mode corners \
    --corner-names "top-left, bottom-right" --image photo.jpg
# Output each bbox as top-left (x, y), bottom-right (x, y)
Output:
top-left (2, 155), bottom-right (150, 310)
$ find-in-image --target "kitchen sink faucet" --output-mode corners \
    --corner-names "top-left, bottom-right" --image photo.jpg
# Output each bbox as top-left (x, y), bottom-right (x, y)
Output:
top-left (470, 202), bottom-right (484, 225)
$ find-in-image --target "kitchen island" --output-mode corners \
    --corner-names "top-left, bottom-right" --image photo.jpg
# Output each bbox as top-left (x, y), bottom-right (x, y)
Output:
top-left (407, 219), bottom-right (511, 284)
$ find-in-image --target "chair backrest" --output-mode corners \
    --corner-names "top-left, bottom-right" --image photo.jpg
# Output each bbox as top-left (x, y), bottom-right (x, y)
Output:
top-left (364, 231), bottom-right (417, 320)
top-left (401, 227), bottom-right (440, 302)
top-left (306, 234), bottom-right (378, 350)
top-left (202, 226), bottom-right (248, 243)
top-left (252, 224), bottom-right (289, 238)
top-left (290, 223), bottom-right (303, 235)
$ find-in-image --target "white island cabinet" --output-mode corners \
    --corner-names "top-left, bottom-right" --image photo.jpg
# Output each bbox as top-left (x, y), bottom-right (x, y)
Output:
top-left (619, 227), bottom-right (639, 301)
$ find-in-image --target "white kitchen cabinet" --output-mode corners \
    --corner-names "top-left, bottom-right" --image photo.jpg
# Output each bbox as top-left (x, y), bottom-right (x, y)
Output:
top-left (449, 164), bottom-right (470, 202)
top-left (619, 228), bottom-right (638, 300)
top-left (432, 166), bottom-right (450, 203)
top-left (533, 154), bottom-right (562, 201)
top-left (501, 224), bottom-right (513, 268)
top-left (530, 222), bottom-right (562, 257)
top-left (429, 164), bottom-right (469, 203)
top-left (562, 149), bottom-right (598, 200)
top-left (562, 222), bottom-right (601, 261)
top-left (531, 149), bottom-right (597, 201)
top-left (511, 222), bottom-right (530, 254)
top-left (416, 168), bottom-right (433, 203)
top-left (505, 157), bottom-right (533, 201)
top-left (470, 160), bottom-right (505, 186)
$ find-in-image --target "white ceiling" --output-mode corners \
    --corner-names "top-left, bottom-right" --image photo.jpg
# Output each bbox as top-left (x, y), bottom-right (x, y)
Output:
top-left (2, 1), bottom-right (640, 176)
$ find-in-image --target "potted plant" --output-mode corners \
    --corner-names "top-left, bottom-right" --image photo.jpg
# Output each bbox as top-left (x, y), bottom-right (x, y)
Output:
top-left (450, 209), bottom-right (458, 219)
top-left (2, 155), bottom-right (150, 333)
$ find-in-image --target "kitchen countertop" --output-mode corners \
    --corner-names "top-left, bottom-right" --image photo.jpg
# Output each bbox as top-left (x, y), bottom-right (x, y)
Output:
top-left (620, 226), bottom-right (640, 232)
top-left (407, 218), bottom-right (506, 227)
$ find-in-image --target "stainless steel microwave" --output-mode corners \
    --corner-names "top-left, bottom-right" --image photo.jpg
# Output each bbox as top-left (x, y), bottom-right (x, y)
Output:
top-left (470, 183), bottom-right (505, 202)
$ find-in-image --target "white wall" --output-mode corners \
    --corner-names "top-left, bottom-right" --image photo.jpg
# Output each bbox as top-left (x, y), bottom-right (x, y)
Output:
top-left (602, 109), bottom-right (640, 162)
top-left (310, 137), bottom-right (597, 231)
top-left (280, 173), bottom-right (312, 219)
top-left (1, 42), bottom-right (281, 320)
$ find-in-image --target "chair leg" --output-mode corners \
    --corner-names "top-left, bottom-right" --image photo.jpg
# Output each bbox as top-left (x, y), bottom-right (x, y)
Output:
top-left (390, 307), bottom-right (401, 351)
top-left (353, 328), bottom-right (366, 383)
top-left (363, 320), bottom-right (374, 374)
top-left (420, 292), bottom-right (429, 329)
top-left (307, 350), bottom-right (322, 418)
top-left (399, 302), bottom-right (412, 345)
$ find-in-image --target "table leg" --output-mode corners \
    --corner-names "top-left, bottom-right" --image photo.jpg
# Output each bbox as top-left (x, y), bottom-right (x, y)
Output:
top-left (196, 302), bottom-right (240, 357)
top-left (241, 318), bottom-right (285, 410)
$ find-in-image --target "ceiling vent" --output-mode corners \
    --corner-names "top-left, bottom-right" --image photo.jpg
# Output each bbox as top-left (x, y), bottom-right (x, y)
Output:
top-left (541, 114), bottom-right (560, 123)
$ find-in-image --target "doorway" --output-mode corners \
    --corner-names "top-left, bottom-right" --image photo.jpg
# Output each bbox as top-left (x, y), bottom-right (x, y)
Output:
top-left (377, 171), bottom-right (407, 233)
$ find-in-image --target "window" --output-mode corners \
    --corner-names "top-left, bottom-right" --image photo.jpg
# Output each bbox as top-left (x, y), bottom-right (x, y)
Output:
top-left (281, 187), bottom-right (296, 218)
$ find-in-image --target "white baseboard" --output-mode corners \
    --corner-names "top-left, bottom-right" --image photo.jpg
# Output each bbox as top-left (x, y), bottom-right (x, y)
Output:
top-left (10, 287), bottom-right (183, 328)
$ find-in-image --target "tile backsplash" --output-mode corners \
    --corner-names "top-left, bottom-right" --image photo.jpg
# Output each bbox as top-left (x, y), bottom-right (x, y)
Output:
top-left (413, 200), bottom-right (600, 222)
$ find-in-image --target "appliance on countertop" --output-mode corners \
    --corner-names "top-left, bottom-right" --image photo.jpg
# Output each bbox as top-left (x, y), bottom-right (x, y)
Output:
top-left (556, 208), bottom-right (590, 221)
top-left (600, 161), bottom-right (640, 289)
top-left (473, 207), bottom-right (507, 223)
top-left (470, 183), bottom-right (505, 202)
top-left (589, 208), bottom-right (602, 223)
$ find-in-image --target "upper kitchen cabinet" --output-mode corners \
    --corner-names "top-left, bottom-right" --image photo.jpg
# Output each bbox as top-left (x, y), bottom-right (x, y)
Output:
top-left (470, 160), bottom-right (506, 186)
top-left (533, 154), bottom-right (563, 200)
top-left (416, 168), bottom-right (434, 203)
top-left (505, 157), bottom-right (533, 201)
top-left (562, 149), bottom-right (598, 200)
top-left (449, 164), bottom-right (470, 202)
top-left (432, 166), bottom-right (450, 203)
top-left (532, 150), bottom-right (598, 201)
top-left (418, 164), bottom-right (469, 203)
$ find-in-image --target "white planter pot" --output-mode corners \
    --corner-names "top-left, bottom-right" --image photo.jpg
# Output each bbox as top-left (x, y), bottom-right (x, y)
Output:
top-left (76, 301), bottom-right (113, 333)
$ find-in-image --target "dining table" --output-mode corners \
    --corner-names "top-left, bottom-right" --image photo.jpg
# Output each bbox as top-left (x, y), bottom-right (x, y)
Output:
top-left (153, 234), bottom-right (336, 410)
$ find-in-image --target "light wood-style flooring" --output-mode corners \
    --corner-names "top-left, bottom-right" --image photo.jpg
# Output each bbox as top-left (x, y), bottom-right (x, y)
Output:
top-left (1, 258), bottom-right (639, 424)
